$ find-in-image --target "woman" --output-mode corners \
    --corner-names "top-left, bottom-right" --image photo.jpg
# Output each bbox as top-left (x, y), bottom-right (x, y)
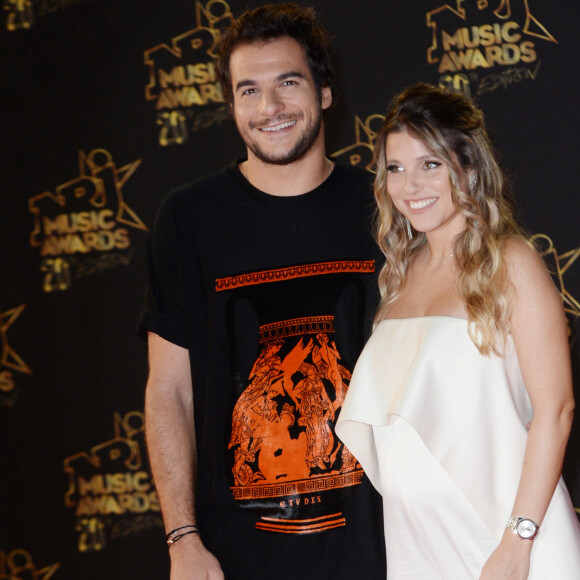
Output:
top-left (336, 83), bottom-right (580, 579)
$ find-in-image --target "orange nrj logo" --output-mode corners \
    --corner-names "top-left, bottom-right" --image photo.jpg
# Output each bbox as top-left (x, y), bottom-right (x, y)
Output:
top-left (0, 549), bottom-right (60, 579)
top-left (5, 0), bottom-right (94, 31)
top-left (144, 0), bottom-right (234, 145)
top-left (28, 149), bottom-right (147, 292)
top-left (63, 412), bottom-right (160, 552)
top-left (4, 0), bottom-right (34, 31)
top-left (331, 114), bottom-right (386, 173)
top-left (426, 0), bottom-right (557, 96)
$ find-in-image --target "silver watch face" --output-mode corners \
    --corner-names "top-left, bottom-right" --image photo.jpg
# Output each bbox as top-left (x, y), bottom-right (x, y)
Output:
top-left (516, 519), bottom-right (538, 539)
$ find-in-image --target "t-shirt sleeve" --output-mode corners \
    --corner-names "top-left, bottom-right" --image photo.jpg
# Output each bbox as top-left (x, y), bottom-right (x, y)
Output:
top-left (138, 191), bottom-right (191, 348)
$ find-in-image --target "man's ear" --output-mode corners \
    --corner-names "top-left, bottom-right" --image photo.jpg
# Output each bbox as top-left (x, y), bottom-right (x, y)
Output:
top-left (321, 86), bottom-right (332, 110)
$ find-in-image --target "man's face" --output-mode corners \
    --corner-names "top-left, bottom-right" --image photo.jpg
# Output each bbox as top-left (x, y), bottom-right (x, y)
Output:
top-left (229, 36), bottom-right (332, 166)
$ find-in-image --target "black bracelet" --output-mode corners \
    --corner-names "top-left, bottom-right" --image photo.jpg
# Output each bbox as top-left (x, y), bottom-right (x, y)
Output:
top-left (166, 524), bottom-right (200, 547)
top-left (167, 529), bottom-right (199, 547)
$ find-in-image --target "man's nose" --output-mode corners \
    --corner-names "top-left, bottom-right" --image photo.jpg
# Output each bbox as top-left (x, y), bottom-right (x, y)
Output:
top-left (260, 87), bottom-right (284, 117)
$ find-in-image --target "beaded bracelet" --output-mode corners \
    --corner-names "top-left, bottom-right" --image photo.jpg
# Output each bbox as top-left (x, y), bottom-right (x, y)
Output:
top-left (166, 524), bottom-right (200, 547)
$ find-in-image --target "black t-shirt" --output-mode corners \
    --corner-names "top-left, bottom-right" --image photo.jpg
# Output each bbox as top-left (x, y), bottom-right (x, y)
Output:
top-left (140, 162), bottom-right (386, 579)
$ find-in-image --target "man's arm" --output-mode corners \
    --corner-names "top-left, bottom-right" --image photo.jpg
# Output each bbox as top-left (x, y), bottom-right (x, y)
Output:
top-left (145, 332), bottom-right (224, 580)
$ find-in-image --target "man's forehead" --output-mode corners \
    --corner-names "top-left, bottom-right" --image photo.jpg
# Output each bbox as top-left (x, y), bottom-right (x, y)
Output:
top-left (229, 37), bottom-right (310, 82)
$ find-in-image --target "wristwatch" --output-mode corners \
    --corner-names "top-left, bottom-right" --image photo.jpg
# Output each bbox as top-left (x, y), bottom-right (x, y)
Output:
top-left (506, 516), bottom-right (540, 540)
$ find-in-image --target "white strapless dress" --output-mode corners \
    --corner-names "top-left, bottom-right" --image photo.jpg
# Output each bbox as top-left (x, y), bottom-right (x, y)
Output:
top-left (336, 317), bottom-right (580, 579)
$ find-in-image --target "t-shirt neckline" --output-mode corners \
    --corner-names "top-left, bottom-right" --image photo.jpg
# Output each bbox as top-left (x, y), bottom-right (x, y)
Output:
top-left (227, 159), bottom-right (343, 206)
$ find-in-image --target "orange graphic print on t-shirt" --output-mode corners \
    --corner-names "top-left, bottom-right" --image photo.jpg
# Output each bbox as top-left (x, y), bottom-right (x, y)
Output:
top-left (217, 261), bottom-right (374, 534)
top-left (229, 322), bottom-right (357, 484)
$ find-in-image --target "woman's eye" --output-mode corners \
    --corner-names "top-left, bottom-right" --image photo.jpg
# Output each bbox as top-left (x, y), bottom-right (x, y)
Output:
top-left (424, 160), bottom-right (441, 169)
top-left (386, 164), bottom-right (403, 173)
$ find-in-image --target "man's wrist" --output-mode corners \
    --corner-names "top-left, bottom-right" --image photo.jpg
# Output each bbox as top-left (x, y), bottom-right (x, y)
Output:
top-left (166, 524), bottom-right (200, 547)
top-left (168, 529), bottom-right (205, 557)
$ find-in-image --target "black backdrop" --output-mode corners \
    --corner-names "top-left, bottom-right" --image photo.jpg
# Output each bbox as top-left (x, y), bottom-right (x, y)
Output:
top-left (1, 1), bottom-right (579, 577)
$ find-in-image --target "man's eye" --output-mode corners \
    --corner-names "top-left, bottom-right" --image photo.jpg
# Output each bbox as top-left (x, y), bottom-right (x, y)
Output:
top-left (241, 88), bottom-right (257, 96)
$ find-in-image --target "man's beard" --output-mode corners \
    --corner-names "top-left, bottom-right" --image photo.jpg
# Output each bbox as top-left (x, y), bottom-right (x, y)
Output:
top-left (239, 108), bottom-right (323, 166)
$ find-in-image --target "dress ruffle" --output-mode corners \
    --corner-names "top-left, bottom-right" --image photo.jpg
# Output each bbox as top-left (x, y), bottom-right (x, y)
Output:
top-left (336, 317), bottom-right (580, 579)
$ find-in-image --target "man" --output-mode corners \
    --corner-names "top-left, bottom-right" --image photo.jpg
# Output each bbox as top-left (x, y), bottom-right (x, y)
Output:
top-left (140, 4), bottom-right (385, 578)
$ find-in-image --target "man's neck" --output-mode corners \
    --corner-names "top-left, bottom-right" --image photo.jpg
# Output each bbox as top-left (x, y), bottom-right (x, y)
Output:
top-left (240, 144), bottom-right (333, 197)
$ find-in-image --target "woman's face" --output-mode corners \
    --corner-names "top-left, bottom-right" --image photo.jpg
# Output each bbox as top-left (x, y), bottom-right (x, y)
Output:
top-left (385, 128), bottom-right (466, 238)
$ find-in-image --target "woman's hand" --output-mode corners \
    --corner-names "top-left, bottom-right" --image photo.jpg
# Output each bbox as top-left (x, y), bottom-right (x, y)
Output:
top-left (480, 529), bottom-right (532, 580)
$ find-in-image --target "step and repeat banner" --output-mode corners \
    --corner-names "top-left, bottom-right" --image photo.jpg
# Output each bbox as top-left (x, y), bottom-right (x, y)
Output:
top-left (1, 1), bottom-right (579, 577)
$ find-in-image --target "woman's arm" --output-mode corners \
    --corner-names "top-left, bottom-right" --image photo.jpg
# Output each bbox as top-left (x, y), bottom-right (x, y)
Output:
top-left (480, 238), bottom-right (575, 579)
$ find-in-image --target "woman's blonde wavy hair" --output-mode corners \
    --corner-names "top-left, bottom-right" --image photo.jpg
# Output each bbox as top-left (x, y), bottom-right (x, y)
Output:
top-left (373, 83), bottom-right (526, 355)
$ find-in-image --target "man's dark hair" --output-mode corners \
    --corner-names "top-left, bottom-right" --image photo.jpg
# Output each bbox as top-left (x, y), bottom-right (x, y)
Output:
top-left (215, 3), bottom-right (335, 106)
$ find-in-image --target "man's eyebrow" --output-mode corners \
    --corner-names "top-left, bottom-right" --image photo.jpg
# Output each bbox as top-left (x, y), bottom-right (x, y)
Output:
top-left (235, 79), bottom-right (257, 92)
top-left (235, 71), bottom-right (306, 92)
top-left (278, 71), bottom-right (306, 81)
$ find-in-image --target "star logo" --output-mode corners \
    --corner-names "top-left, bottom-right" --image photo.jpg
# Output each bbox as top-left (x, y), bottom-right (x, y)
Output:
top-left (0, 304), bottom-right (31, 377)
top-left (532, 234), bottom-right (580, 319)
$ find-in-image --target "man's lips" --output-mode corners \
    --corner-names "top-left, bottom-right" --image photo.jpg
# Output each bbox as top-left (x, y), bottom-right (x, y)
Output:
top-left (258, 119), bottom-right (297, 132)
